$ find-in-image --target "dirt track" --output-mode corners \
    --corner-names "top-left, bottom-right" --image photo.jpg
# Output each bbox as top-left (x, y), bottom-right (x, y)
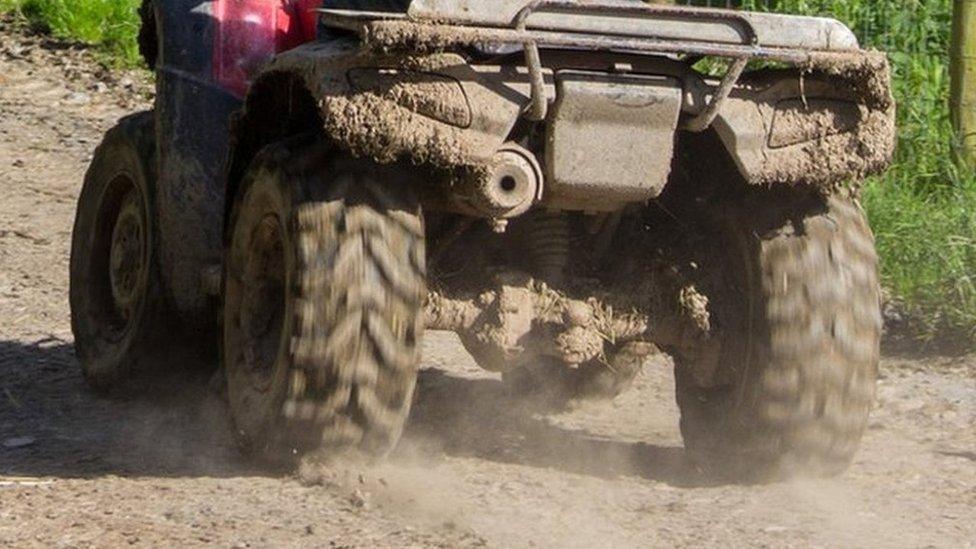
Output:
top-left (1, 24), bottom-right (975, 548)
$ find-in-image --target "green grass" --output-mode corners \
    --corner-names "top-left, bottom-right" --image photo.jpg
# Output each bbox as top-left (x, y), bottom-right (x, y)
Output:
top-left (0, 0), bottom-right (141, 66)
top-left (1, 0), bottom-right (974, 339)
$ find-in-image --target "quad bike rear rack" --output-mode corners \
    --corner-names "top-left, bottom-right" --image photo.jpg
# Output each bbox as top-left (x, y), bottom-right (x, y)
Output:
top-left (319, 0), bottom-right (863, 130)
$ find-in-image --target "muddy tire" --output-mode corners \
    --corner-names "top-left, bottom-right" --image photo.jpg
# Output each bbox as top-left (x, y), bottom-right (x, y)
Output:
top-left (675, 192), bottom-right (881, 481)
top-left (223, 139), bottom-right (426, 460)
top-left (70, 112), bottom-right (168, 390)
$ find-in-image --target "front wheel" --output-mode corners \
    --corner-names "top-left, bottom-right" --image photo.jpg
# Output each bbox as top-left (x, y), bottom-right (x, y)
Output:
top-left (675, 192), bottom-right (882, 481)
top-left (223, 139), bottom-right (426, 459)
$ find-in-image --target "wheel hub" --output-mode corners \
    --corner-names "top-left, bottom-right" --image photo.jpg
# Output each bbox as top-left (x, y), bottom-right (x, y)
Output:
top-left (108, 190), bottom-right (146, 322)
top-left (238, 215), bottom-right (286, 392)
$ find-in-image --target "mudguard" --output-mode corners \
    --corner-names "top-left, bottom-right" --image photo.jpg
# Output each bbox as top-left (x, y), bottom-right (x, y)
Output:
top-left (710, 53), bottom-right (896, 188)
top-left (246, 42), bottom-right (896, 196)
top-left (246, 41), bottom-right (529, 169)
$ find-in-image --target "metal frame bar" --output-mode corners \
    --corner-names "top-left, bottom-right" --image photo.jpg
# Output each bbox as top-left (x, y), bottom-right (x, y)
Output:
top-left (515, 1), bottom-right (550, 121)
top-left (318, 10), bottom-right (813, 62)
top-left (683, 56), bottom-right (747, 132)
top-left (506, 0), bottom-right (758, 128)
top-left (509, 0), bottom-right (759, 46)
top-left (317, 4), bottom-right (840, 130)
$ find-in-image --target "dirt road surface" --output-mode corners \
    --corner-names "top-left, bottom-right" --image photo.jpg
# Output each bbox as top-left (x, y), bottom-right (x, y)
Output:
top-left (1, 23), bottom-right (975, 548)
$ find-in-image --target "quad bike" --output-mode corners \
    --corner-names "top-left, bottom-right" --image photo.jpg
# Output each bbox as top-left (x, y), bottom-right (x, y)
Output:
top-left (70, 0), bottom-right (894, 480)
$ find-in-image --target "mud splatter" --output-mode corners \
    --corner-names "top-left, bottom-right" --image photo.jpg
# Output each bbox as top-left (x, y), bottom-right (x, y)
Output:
top-left (257, 50), bottom-right (506, 169)
top-left (320, 92), bottom-right (478, 166)
top-left (807, 50), bottom-right (894, 111)
top-left (752, 108), bottom-right (895, 190)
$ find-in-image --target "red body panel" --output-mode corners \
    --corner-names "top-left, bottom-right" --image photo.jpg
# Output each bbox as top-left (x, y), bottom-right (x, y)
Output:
top-left (213, 0), bottom-right (321, 97)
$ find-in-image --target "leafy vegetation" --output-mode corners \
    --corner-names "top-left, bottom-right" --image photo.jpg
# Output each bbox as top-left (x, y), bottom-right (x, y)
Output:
top-left (1, 0), bottom-right (973, 339)
top-left (0, 0), bottom-right (142, 66)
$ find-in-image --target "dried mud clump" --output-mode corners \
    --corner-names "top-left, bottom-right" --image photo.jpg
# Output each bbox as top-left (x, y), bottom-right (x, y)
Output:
top-left (767, 99), bottom-right (861, 149)
top-left (253, 49), bottom-right (496, 170)
top-left (363, 21), bottom-right (488, 55)
top-left (729, 51), bottom-right (897, 191)
top-left (678, 285), bottom-right (710, 333)
top-left (319, 92), bottom-right (477, 167)
top-left (423, 267), bottom-right (714, 379)
top-left (807, 50), bottom-right (894, 111)
top-left (754, 107), bottom-right (896, 190)
top-left (347, 68), bottom-right (472, 127)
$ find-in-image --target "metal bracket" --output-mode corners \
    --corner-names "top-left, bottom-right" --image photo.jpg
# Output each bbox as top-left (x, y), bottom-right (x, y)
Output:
top-left (510, 0), bottom-right (755, 126)
top-left (683, 56), bottom-right (748, 132)
top-left (515, 2), bottom-right (549, 121)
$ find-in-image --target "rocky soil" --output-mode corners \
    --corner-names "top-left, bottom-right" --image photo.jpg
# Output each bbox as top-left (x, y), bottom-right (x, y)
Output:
top-left (1, 20), bottom-right (975, 548)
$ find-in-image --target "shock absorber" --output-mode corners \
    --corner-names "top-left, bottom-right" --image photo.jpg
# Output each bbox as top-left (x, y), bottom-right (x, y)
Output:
top-left (522, 210), bottom-right (571, 285)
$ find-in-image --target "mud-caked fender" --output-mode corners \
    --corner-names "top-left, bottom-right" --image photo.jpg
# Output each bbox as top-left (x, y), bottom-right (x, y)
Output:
top-left (226, 41), bottom-right (530, 224)
top-left (707, 53), bottom-right (896, 188)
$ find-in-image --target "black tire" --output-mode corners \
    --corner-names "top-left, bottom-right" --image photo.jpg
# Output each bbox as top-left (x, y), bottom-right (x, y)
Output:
top-left (223, 138), bottom-right (426, 459)
top-left (675, 192), bottom-right (882, 481)
top-left (70, 112), bottom-right (168, 390)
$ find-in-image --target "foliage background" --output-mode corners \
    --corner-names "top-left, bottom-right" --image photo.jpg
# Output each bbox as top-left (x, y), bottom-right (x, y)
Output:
top-left (0, 0), bottom-right (142, 65)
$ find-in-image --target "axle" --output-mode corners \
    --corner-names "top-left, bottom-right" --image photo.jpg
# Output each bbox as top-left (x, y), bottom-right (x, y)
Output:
top-left (424, 271), bottom-right (715, 385)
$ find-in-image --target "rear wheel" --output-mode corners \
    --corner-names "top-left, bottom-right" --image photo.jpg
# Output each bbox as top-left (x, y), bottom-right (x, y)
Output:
top-left (223, 139), bottom-right (426, 459)
top-left (675, 192), bottom-right (881, 481)
top-left (70, 112), bottom-right (169, 390)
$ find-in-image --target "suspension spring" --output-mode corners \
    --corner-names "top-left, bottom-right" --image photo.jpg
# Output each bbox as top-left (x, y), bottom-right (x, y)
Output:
top-left (523, 211), bottom-right (571, 285)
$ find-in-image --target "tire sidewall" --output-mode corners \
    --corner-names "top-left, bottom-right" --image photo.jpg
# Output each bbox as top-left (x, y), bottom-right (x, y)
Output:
top-left (223, 160), bottom-right (298, 452)
top-left (222, 141), bottom-right (425, 460)
top-left (70, 119), bottom-right (158, 387)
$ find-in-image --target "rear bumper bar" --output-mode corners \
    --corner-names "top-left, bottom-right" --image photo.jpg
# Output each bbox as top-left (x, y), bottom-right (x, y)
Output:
top-left (320, 0), bottom-right (859, 63)
top-left (404, 0), bottom-right (859, 52)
